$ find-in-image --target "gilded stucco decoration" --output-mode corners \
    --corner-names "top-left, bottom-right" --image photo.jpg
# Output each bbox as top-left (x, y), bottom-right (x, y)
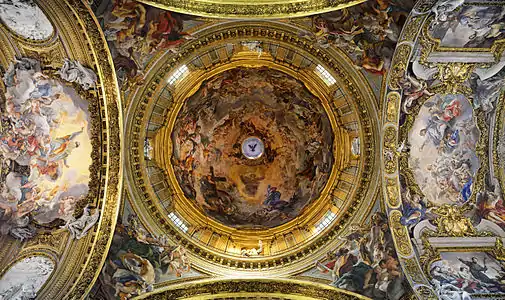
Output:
top-left (134, 278), bottom-right (369, 300)
top-left (382, 0), bottom-right (505, 299)
top-left (136, 0), bottom-right (367, 19)
top-left (0, 0), bottom-right (122, 299)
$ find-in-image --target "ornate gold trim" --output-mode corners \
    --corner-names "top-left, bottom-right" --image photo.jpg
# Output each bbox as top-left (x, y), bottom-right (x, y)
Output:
top-left (133, 278), bottom-right (370, 300)
top-left (137, 0), bottom-right (366, 19)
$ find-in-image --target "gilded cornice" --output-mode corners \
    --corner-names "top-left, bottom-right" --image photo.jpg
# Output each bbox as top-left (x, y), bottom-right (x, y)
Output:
top-left (133, 278), bottom-right (370, 300)
top-left (137, 0), bottom-right (366, 19)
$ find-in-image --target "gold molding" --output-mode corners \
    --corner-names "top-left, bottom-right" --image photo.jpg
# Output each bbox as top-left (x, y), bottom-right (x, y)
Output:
top-left (137, 0), bottom-right (366, 19)
top-left (133, 278), bottom-right (370, 300)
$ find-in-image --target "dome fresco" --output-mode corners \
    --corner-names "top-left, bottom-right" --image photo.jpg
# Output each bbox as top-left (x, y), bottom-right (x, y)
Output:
top-left (171, 67), bottom-right (334, 228)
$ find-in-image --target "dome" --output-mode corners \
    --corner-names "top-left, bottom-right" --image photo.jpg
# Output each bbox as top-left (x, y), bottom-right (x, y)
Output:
top-left (171, 67), bottom-right (334, 228)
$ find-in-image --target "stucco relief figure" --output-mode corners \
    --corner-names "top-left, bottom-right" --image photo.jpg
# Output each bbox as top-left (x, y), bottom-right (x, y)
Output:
top-left (303, 0), bottom-right (414, 74)
top-left (430, 252), bottom-right (505, 295)
top-left (61, 205), bottom-right (99, 239)
top-left (241, 240), bottom-right (263, 257)
top-left (0, 58), bottom-right (92, 240)
top-left (58, 59), bottom-right (97, 90)
top-left (430, 5), bottom-right (505, 48)
top-left (311, 211), bottom-right (406, 300)
top-left (100, 214), bottom-right (192, 299)
top-left (171, 68), bottom-right (333, 228)
top-left (469, 66), bottom-right (505, 114)
top-left (408, 94), bottom-right (479, 206)
top-left (398, 71), bottom-right (434, 114)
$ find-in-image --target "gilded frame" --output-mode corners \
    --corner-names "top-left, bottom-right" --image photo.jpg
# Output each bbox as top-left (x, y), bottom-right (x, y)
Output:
top-left (137, 0), bottom-right (366, 19)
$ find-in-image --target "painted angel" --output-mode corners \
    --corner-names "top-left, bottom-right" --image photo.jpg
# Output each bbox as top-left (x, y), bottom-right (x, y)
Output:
top-left (48, 127), bottom-right (84, 167)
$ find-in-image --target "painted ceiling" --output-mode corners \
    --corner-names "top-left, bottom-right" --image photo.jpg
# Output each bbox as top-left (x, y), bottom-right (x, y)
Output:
top-left (0, 0), bottom-right (504, 300)
top-left (171, 67), bottom-right (334, 228)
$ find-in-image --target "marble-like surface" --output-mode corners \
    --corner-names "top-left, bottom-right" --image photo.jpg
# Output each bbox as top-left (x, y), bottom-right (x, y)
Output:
top-left (0, 256), bottom-right (54, 300)
top-left (0, 0), bottom-right (53, 40)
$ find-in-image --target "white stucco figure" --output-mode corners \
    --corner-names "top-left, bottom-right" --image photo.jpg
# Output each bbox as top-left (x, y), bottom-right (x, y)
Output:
top-left (61, 205), bottom-right (99, 239)
top-left (58, 59), bottom-right (97, 90)
top-left (241, 240), bottom-right (263, 257)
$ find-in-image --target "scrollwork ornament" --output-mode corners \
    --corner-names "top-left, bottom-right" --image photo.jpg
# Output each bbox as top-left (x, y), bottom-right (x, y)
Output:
top-left (431, 205), bottom-right (477, 237)
top-left (389, 210), bottom-right (413, 257)
top-left (386, 92), bottom-right (400, 123)
top-left (386, 178), bottom-right (400, 207)
top-left (419, 235), bottom-right (441, 271)
top-left (435, 63), bottom-right (475, 95)
top-left (415, 285), bottom-right (438, 300)
top-left (403, 258), bottom-right (427, 284)
top-left (400, 16), bottom-right (424, 43)
top-left (389, 44), bottom-right (412, 90)
top-left (383, 126), bottom-right (398, 174)
top-left (492, 238), bottom-right (505, 261)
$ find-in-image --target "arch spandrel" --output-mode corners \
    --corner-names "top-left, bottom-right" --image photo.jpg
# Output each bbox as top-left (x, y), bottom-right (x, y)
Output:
top-left (0, 0), bottom-right (122, 299)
